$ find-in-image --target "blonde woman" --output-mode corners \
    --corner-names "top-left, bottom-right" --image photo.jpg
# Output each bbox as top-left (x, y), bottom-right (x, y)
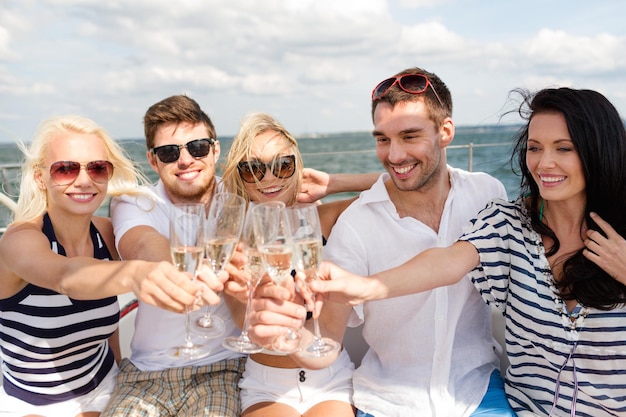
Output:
top-left (0, 115), bottom-right (217, 417)
top-left (222, 113), bottom-right (357, 417)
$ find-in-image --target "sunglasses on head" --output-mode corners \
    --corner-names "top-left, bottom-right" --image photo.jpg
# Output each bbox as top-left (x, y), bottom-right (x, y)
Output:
top-left (372, 73), bottom-right (443, 106)
top-left (42, 160), bottom-right (114, 185)
top-left (237, 155), bottom-right (296, 183)
top-left (150, 138), bottom-right (216, 164)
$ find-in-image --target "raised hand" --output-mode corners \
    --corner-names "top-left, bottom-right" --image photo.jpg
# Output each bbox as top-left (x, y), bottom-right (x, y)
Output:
top-left (584, 212), bottom-right (626, 284)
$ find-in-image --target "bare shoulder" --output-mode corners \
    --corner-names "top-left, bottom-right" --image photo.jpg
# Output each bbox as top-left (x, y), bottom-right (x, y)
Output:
top-left (317, 197), bottom-right (358, 237)
top-left (91, 216), bottom-right (114, 237)
top-left (0, 218), bottom-right (44, 248)
top-left (0, 219), bottom-right (45, 297)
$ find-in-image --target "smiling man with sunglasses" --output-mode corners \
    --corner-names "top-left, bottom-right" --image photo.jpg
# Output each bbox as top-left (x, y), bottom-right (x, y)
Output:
top-left (103, 95), bottom-right (244, 417)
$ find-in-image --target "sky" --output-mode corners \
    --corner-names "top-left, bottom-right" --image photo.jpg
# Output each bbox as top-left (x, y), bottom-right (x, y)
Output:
top-left (1, 0), bottom-right (625, 143)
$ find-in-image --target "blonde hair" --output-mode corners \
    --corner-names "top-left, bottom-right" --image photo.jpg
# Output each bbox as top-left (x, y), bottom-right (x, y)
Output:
top-left (222, 113), bottom-right (303, 207)
top-left (14, 115), bottom-right (150, 223)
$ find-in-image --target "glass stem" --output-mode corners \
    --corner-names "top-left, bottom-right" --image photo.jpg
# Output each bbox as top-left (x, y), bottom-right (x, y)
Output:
top-left (312, 315), bottom-right (323, 342)
top-left (184, 305), bottom-right (193, 346)
top-left (240, 278), bottom-right (257, 340)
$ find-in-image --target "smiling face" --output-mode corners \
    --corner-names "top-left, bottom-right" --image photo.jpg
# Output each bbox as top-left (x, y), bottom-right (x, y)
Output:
top-left (372, 100), bottom-right (453, 192)
top-left (147, 121), bottom-right (220, 205)
top-left (36, 131), bottom-right (109, 217)
top-left (242, 129), bottom-right (299, 206)
top-left (526, 111), bottom-right (585, 204)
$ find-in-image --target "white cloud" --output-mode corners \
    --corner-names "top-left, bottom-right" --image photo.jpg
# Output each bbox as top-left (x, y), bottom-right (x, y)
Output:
top-left (523, 29), bottom-right (626, 74)
top-left (0, 0), bottom-right (625, 142)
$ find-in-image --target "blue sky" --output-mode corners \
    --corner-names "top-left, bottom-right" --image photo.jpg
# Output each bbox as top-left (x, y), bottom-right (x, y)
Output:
top-left (1, 0), bottom-right (625, 143)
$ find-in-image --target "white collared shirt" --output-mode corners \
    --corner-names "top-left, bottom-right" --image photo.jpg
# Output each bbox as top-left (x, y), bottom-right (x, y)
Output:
top-left (324, 167), bottom-right (507, 417)
top-left (110, 179), bottom-right (244, 371)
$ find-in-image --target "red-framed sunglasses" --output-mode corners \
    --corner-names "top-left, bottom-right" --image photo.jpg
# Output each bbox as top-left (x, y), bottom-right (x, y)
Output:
top-left (41, 160), bottom-right (114, 185)
top-left (371, 74), bottom-right (443, 106)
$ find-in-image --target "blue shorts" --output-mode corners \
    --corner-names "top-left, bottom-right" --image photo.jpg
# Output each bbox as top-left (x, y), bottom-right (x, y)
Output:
top-left (470, 370), bottom-right (516, 416)
top-left (356, 370), bottom-right (515, 417)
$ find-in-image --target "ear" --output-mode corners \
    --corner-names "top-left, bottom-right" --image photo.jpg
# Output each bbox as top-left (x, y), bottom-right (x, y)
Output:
top-left (439, 117), bottom-right (455, 148)
top-left (34, 168), bottom-right (47, 191)
top-left (213, 140), bottom-right (221, 162)
top-left (146, 150), bottom-right (159, 172)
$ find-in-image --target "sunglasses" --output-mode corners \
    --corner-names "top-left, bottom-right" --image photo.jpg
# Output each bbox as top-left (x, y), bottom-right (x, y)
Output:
top-left (371, 74), bottom-right (443, 106)
top-left (42, 160), bottom-right (114, 185)
top-left (237, 155), bottom-right (297, 183)
top-left (150, 138), bottom-right (215, 164)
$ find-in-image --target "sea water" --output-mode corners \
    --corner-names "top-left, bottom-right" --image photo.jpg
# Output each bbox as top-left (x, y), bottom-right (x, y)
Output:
top-left (0, 125), bottom-right (522, 227)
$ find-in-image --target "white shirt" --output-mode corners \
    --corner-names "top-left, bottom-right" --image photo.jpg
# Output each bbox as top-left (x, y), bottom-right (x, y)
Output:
top-left (324, 168), bottom-right (507, 417)
top-left (110, 179), bottom-right (243, 371)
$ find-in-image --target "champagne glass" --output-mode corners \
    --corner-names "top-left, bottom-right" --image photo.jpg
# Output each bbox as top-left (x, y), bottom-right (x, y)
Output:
top-left (191, 193), bottom-right (246, 338)
top-left (222, 206), bottom-right (265, 353)
top-left (286, 204), bottom-right (340, 357)
top-left (166, 203), bottom-right (210, 360)
top-left (251, 201), bottom-right (302, 353)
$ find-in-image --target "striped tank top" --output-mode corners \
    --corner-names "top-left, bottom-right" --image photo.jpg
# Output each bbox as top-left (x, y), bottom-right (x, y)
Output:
top-left (0, 213), bottom-right (119, 405)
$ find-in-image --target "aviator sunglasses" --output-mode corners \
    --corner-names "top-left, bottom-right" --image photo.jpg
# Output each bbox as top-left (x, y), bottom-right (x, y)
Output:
top-left (41, 160), bottom-right (114, 185)
top-left (237, 155), bottom-right (296, 183)
top-left (150, 138), bottom-right (216, 164)
top-left (372, 73), bottom-right (444, 106)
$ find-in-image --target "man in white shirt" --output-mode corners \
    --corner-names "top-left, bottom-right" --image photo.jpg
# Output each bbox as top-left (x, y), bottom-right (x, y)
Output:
top-left (102, 95), bottom-right (244, 417)
top-left (249, 68), bottom-right (516, 417)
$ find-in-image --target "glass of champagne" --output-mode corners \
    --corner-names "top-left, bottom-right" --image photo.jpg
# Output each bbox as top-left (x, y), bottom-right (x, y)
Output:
top-left (166, 203), bottom-right (209, 360)
top-left (286, 204), bottom-right (340, 357)
top-left (191, 193), bottom-right (246, 338)
top-left (251, 201), bottom-right (302, 353)
top-left (222, 206), bottom-right (265, 353)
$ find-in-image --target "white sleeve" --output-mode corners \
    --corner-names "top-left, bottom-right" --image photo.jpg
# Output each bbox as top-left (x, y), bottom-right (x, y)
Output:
top-left (110, 187), bottom-right (166, 251)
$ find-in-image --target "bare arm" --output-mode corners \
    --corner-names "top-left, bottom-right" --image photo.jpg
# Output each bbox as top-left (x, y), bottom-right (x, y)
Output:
top-left (311, 241), bottom-right (480, 303)
top-left (0, 223), bottom-right (201, 312)
top-left (117, 224), bottom-right (225, 305)
top-left (298, 169), bottom-right (380, 204)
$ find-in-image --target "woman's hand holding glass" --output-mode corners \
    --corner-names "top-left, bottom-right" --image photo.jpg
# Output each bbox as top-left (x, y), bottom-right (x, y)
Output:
top-left (251, 201), bottom-right (303, 353)
top-left (222, 207), bottom-right (266, 353)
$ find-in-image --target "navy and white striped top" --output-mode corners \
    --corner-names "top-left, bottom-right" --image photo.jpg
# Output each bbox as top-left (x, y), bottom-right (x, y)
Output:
top-left (0, 213), bottom-right (119, 405)
top-left (460, 198), bottom-right (626, 417)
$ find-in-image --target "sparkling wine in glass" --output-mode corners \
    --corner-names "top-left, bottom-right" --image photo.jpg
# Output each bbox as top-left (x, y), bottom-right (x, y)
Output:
top-left (222, 207), bottom-right (265, 353)
top-left (286, 204), bottom-right (340, 357)
top-left (191, 193), bottom-right (246, 338)
top-left (251, 201), bottom-right (302, 353)
top-left (166, 203), bottom-right (210, 360)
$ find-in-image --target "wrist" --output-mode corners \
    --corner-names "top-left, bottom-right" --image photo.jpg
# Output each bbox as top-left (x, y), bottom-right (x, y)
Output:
top-left (365, 273), bottom-right (389, 301)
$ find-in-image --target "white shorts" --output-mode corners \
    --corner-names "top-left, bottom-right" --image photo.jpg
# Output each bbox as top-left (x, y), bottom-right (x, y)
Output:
top-left (0, 365), bottom-right (118, 417)
top-left (240, 349), bottom-right (354, 414)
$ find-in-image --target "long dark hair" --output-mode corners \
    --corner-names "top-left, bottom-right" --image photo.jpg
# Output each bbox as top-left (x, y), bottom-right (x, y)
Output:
top-left (511, 87), bottom-right (626, 310)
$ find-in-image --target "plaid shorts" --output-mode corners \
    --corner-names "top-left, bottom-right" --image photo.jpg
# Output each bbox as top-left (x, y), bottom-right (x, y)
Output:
top-left (100, 357), bottom-right (245, 417)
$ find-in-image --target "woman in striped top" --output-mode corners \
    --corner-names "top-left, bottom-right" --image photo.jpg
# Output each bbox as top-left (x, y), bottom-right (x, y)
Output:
top-left (311, 87), bottom-right (626, 416)
top-left (0, 116), bottom-right (221, 417)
